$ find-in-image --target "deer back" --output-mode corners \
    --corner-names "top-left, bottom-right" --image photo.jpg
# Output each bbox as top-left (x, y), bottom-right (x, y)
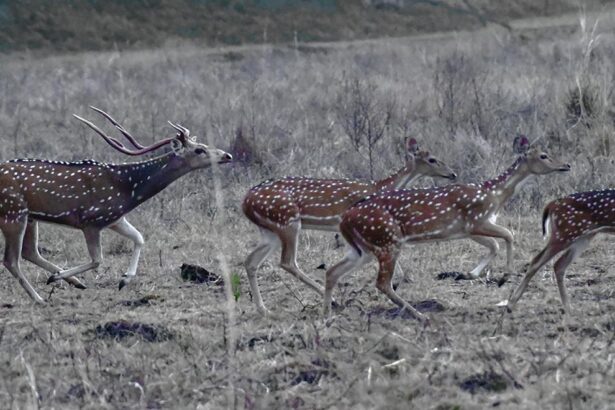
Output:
top-left (544, 189), bottom-right (615, 243)
top-left (243, 176), bottom-right (377, 227)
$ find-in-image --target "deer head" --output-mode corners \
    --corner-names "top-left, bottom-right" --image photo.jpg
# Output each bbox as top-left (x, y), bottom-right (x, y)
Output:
top-left (514, 135), bottom-right (571, 175)
top-left (406, 137), bottom-right (456, 181)
top-left (73, 107), bottom-right (232, 169)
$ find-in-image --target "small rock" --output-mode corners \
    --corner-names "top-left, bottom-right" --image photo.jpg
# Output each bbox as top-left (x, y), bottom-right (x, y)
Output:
top-left (180, 263), bottom-right (221, 284)
top-left (94, 320), bottom-right (173, 343)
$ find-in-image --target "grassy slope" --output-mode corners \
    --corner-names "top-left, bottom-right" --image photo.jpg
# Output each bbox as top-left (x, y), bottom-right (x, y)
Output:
top-left (0, 0), bottom-right (610, 54)
top-left (0, 6), bottom-right (615, 410)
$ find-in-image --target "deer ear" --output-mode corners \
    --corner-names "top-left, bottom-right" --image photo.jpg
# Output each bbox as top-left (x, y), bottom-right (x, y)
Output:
top-left (513, 135), bottom-right (530, 154)
top-left (406, 137), bottom-right (419, 154)
top-left (171, 139), bottom-right (184, 154)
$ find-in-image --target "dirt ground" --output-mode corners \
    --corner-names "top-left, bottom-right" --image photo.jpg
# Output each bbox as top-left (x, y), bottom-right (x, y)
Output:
top-left (0, 212), bottom-right (614, 409)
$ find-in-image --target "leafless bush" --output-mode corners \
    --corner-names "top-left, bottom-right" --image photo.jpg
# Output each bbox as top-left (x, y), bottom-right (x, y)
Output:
top-left (335, 77), bottom-right (395, 179)
top-left (432, 52), bottom-right (490, 139)
top-left (565, 79), bottom-right (601, 128)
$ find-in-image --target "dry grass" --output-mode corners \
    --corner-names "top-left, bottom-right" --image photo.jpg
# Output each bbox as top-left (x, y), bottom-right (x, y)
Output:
top-left (1, 9), bottom-right (615, 409)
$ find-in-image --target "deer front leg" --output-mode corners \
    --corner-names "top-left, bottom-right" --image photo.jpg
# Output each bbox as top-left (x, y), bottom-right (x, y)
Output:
top-left (471, 223), bottom-right (514, 274)
top-left (22, 221), bottom-right (87, 289)
top-left (107, 217), bottom-right (144, 290)
top-left (455, 236), bottom-right (500, 280)
top-left (2, 219), bottom-right (46, 304)
top-left (47, 228), bottom-right (102, 284)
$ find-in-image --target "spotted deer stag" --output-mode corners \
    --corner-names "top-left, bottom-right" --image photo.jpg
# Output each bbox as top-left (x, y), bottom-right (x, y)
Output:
top-left (242, 138), bottom-right (457, 316)
top-left (503, 189), bottom-right (615, 312)
top-left (0, 107), bottom-right (232, 304)
top-left (323, 136), bottom-right (571, 321)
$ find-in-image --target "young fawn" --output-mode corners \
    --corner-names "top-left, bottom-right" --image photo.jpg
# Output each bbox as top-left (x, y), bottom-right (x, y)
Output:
top-left (323, 136), bottom-right (571, 321)
top-left (242, 138), bottom-right (456, 316)
top-left (504, 189), bottom-right (615, 312)
top-left (0, 107), bottom-right (231, 304)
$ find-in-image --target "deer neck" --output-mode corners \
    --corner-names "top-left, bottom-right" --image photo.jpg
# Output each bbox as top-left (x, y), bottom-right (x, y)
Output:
top-left (481, 156), bottom-right (531, 207)
top-left (374, 164), bottom-right (418, 192)
top-left (113, 153), bottom-right (189, 207)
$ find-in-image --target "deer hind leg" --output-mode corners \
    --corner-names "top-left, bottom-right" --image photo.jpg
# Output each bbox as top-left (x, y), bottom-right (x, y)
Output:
top-left (107, 217), bottom-right (144, 290)
top-left (245, 228), bottom-right (280, 316)
top-left (553, 236), bottom-right (593, 313)
top-left (278, 220), bottom-right (325, 296)
top-left (323, 244), bottom-right (371, 317)
top-left (506, 240), bottom-right (564, 311)
top-left (462, 236), bottom-right (499, 279)
top-left (22, 221), bottom-right (87, 289)
top-left (375, 247), bottom-right (427, 323)
top-left (47, 227), bottom-right (102, 285)
top-left (1, 219), bottom-right (45, 304)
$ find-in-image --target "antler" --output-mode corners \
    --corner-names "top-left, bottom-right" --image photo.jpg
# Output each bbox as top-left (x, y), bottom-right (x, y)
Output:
top-left (89, 106), bottom-right (145, 149)
top-left (73, 108), bottom-right (176, 156)
top-left (167, 121), bottom-right (191, 143)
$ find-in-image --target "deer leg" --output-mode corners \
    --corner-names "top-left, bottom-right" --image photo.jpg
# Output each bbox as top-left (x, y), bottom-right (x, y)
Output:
top-left (553, 236), bottom-right (592, 313)
top-left (245, 228), bottom-right (279, 316)
top-left (107, 218), bottom-right (145, 290)
top-left (2, 219), bottom-right (46, 304)
top-left (46, 228), bottom-right (102, 284)
top-left (323, 245), bottom-right (371, 317)
top-left (278, 220), bottom-right (325, 296)
top-left (375, 247), bottom-right (427, 323)
top-left (22, 221), bottom-right (87, 289)
top-left (506, 241), bottom-right (563, 311)
top-left (460, 236), bottom-right (499, 279)
top-left (471, 223), bottom-right (514, 273)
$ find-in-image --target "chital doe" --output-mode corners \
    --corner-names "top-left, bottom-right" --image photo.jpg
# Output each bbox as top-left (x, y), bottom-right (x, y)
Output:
top-left (243, 138), bottom-right (456, 316)
top-left (504, 189), bottom-right (615, 312)
top-left (0, 107), bottom-right (232, 304)
top-left (323, 136), bottom-right (571, 321)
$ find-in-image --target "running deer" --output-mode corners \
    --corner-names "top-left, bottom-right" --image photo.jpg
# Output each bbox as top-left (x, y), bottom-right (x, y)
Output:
top-left (1, 107), bottom-right (232, 304)
top-left (503, 189), bottom-right (615, 312)
top-left (242, 138), bottom-right (457, 316)
top-left (323, 136), bottom-right (571, 321)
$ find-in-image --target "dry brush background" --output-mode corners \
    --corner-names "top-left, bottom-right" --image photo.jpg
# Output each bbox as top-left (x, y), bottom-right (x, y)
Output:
top-left (1, 7), bottom-right (615, 409)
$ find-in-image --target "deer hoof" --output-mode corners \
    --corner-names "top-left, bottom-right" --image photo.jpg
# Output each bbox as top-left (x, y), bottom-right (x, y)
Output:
top-left (46, 274), bottom-right (60, 285)
top-left (73, 282), bottom-right (87, 290)
top-left (68, 278), bottom-right (87, 290)
top-left (118, 275), bottom-right (132, 290)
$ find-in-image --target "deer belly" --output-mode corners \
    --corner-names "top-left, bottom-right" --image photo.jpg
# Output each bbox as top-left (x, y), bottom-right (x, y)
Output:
top-left (28, 210), bottom-right (82, 227)
top-left (301, 215), bottom-right (342, 231)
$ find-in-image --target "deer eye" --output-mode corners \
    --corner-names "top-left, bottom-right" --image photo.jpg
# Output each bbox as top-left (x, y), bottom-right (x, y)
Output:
top-left (195, 148), bottom-right (207, 155)
top-left (540, 154), bottom-right (548, 160)
top-left (428, 158), bottom-right (437, 164)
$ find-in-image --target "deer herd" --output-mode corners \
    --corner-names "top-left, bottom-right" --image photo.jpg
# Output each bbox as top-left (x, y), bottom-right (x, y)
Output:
top-left (1, 107), bottom-right (613, 324)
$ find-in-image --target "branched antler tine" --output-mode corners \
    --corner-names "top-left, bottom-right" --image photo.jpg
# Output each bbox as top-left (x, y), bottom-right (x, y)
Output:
top-left (177, 124), bottom-right (190, 136)
top-left (73, 114), bottom-right (128, 151)
top-left (90, 106), bottom-right (146, 149)
top-left (168, 121), bottom-right (191, 137)
top-left (167, 121), bottom-right (183, 133)
top-left (74, 114), bottom-right (176, 156)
